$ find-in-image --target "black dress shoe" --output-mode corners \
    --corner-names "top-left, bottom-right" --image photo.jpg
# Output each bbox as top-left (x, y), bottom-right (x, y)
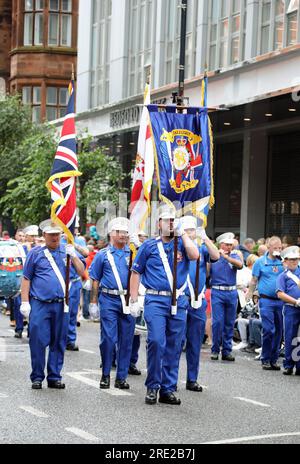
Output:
top-left (262, 362), bottom-right (273, 370)
top-left (241, 345), bottom-right (256, 353)
top-left (100, 375), bottom-right (110, 389)
top-left (128, 365), bottom-right (141, 375)
top-left (270, 363), bottom-right (281, 371)
top-left (32, 381), bottom-right (42, 390)
top-left (66, 343), bottom-right (79, 351)
top-left (159, 392), bottom-right (181, 405)
top-left (211, 353), bottom-right (219, 360)
top-left (145, 389), bottom-right (158, 405)
top-left (47, 380), bottom-right (65, 389)
top-left (114, 379), bottom-right (130, 389)
top-left (222, 354), bottom-right (235, 362)
top-left (186, 381), bottom-right (203, 392)
top-left (295, 370), bottom-right (300, 376)
top-left (283, 368), bottom-right (293, 375)
top-left (14, 331), bottom-right (22, 339)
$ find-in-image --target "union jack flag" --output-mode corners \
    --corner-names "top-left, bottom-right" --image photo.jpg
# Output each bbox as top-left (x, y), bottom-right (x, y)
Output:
top-left (46, 80), bottom-right (81, 244)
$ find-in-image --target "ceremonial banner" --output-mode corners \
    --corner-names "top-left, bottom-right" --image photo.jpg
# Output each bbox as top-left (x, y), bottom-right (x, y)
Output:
top-left (129, 82), bottom-right (154, 233)
top-left (46, 80), bottom-right (81, 244)
top-left (148, 106), bottom-right (214, 224)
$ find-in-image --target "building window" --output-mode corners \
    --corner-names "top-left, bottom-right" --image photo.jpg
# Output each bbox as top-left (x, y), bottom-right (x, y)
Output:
top-left (90, 0), bottom-right (111, 107)
top-left (24, 0), bottom-right (44, 46)
top-left (258, 0), bottom-right (299, 54)
top-left (46, 87), bottom-right (68, 120)
top-left (208, 0), bottom-right (247, 71)
top-left (22, 86), bottom-right (42, 123)
top-left (48, 0), bottom-right (72, 46)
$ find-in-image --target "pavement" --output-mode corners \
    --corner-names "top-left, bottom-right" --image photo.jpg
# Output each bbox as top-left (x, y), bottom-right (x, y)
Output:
top-left (0, 312), bottom-right (300, 445)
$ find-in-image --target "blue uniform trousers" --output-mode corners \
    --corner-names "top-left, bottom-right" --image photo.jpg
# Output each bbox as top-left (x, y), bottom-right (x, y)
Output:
top-left (211, 289), bottom-right (238, 356)
top-left (99, 294), bottom-right (135, 380)
top-left (67, 280), bottom-right (82, 346)
top-left (283, 306), bottom-right (300, 370)
top-left (14, 295), bottom-right (24, 333)
top-left (186, 299), bottom-right (207, 382)
top-left (29, 299), bottom-right (69, 382)
top-left (259, 298), bottom-right (283, 364)
top-left (130, 334), bottom-right (140, 366)
top-left (144, 294), bottom-right (187, 394)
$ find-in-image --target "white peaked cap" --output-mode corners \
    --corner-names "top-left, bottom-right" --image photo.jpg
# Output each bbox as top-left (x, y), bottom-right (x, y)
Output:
top-left (158, 204), bottom-right (176, 220)
top-left (39, 219), bottom-right (63, 234)
top-left (216, 232), bottom-right (235, 244)
top-left (23, 225), bottom-right (39, 236)
top-left (108, 217), bottom-right (129, 233)
top-left (181, 216), bottom-right (197, 230)
top-left (138, 230), bottom-right (148, 236)
top-left (282, 246), bottom-right (300, 259)
top-left (75, 216), bottom-right (80, 228)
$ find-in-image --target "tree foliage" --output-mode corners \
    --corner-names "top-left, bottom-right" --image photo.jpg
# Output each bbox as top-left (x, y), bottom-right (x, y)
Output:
top-left (0, 95), bottom-right (129, 230)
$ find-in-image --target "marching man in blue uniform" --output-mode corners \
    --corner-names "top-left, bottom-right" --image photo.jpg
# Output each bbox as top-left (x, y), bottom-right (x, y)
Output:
top-left (20, 220), bottom-right (85, 389)
top-left (182, 216), bottom-right (219, 391)
top-left (210, 232), bottom-right (243, 361)
top-left (89, 217), bottom-right (135, 390)
top-left (276, 246), bottom-right (300, 376)
top-left (247, 236), bottom-right (284, 370)
top-left (130, 204), bottom-right (199, 406)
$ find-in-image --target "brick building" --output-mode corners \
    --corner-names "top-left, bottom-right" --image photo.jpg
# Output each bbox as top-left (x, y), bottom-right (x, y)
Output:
top-left (0, 0), bottom-right (78, 121)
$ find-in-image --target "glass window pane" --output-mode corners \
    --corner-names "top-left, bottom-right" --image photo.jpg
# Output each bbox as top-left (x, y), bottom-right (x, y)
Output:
top-left (211, 0), bottom-right (218, 22)
top-left (262, 1), bottom-right (271, 22)
top-left (49, 13), bottom-right (59, 45)
top-left (275, 0), bottom-right (284, 16)
top-left (22, 87), bottom-right (31, 104)
top-left (231, 15), bottom-right (240, 33)
top-left (261, 25), bottom-right (270, 53)
top-left (274, 20), bottom-right (283, 49)
top-left (287, 12), bottom-right (298, 44)
top-left (46, 106), bottom-right (57, 121)
top-left (33, 87), bottom-right (41, 104)
top-left (24, 13), bottom-right (33, 45)
top-left (34, 13), bottom-right (44, 45)
top-left (47, 87), bottom-right (57, 104)
top-left (232, 0), bottom-right (240, 13)
top-left (231, 37), bottom-right (239, 63)
top-left (59, 107), bottom-right (66, 118)
top-left (221, 19), bottom-right (228, 37)
top-left (61, 15), bottom-right (72, 46)
top-left (49, 0), bottom-right (59, 10)
top-left (59, 88), bottom-right (68, 105)
top-left (62, 0), bottom-right (72, 12)
top-left (32, 106), bottom-right (41, 123)
top-left (220, 41), bottom-right (228, 67)
top-left (210, 24), bottom-right (217, 41)
top-left (221, 0), bottom-right (229, 17)
top-left (25, 0), bottom-right (33, 11)
top-left (36, 0), bottom-right (44, 9)
top-left (209, 44), bottom-right (216, 70)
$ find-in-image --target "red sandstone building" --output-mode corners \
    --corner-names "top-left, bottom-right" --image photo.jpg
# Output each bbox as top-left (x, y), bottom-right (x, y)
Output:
top-left (0, 0), bottom-right (78, 122)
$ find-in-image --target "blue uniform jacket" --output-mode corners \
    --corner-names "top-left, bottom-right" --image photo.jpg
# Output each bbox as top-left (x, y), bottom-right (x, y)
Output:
top-left (132, 237), bottom-right (190, 291)
top-left (210, 253), bottom-right (242, 286)
top-left (89, 245), bottom-right (130, 290)
top-left (276, 268), bottom-right (300, 300)
top-left (185, 244), bottom-right (210, 297)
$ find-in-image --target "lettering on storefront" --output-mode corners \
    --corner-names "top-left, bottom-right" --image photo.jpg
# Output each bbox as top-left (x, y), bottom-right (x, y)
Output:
top-left (109, 98), bottom-right (168, 128)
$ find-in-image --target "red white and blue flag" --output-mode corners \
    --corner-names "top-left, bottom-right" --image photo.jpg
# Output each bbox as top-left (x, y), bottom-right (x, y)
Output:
top-left (46, 80), bottom-right (81, 244)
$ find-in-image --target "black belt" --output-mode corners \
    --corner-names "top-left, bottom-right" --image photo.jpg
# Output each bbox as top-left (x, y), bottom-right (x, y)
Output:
top-left (32, 296), bottom-right (64, 303)
top-left (259, 294), bottom-right (279, 301)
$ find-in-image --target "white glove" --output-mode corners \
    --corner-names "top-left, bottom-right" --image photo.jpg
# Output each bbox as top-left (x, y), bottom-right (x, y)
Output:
top-left (66, 244), bottom-right (77, 258)
top-left (295, 298), bottom-right (300, 307)
top-left (20, 302), bottom-right (31, 319)
top-left (129, 300), bottom-right (142, 318)
top-left (82, 279), bottom-right (91, 291)
top-left (89, 303), bottom-right (100, 320)
top-left (174, 220), bottom-right (185, 237)
top-left (198, 228), bottom-right (208, 241)
top-left (130, 234), bottom-right (141, 249)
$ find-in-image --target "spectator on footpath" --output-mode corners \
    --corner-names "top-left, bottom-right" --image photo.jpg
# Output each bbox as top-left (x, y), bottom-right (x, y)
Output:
top-left (257, 245), bottom-right (268, 257)
top-left (235, 291), bottom-right (260, 351)
top-left (282, 235), bottom-right (294, 250)
top-left (239, 238), bottom-right (256, 264)
top-left (246, 236), bottom-right (284, 371)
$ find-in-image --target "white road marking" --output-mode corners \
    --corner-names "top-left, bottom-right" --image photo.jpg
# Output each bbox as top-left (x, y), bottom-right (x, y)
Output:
top-left (19, 406), bottom-right (49, 418)
top-left (0, 393), bottom-right (8, 398)
top-left (66, 371), bottom-right (133, 396)
top-left (202, 432), bottom-right (300, 444)
top-left (8, 330), bottom-right (15, 334)
top-left (65, 427), bottom-right (99, 442)
top-left (0, 339), bottom-right (6, 362)
top-left (80, 349), bottom-right (96, 354)
top-left (233, 397), bottom-right (271, 408)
